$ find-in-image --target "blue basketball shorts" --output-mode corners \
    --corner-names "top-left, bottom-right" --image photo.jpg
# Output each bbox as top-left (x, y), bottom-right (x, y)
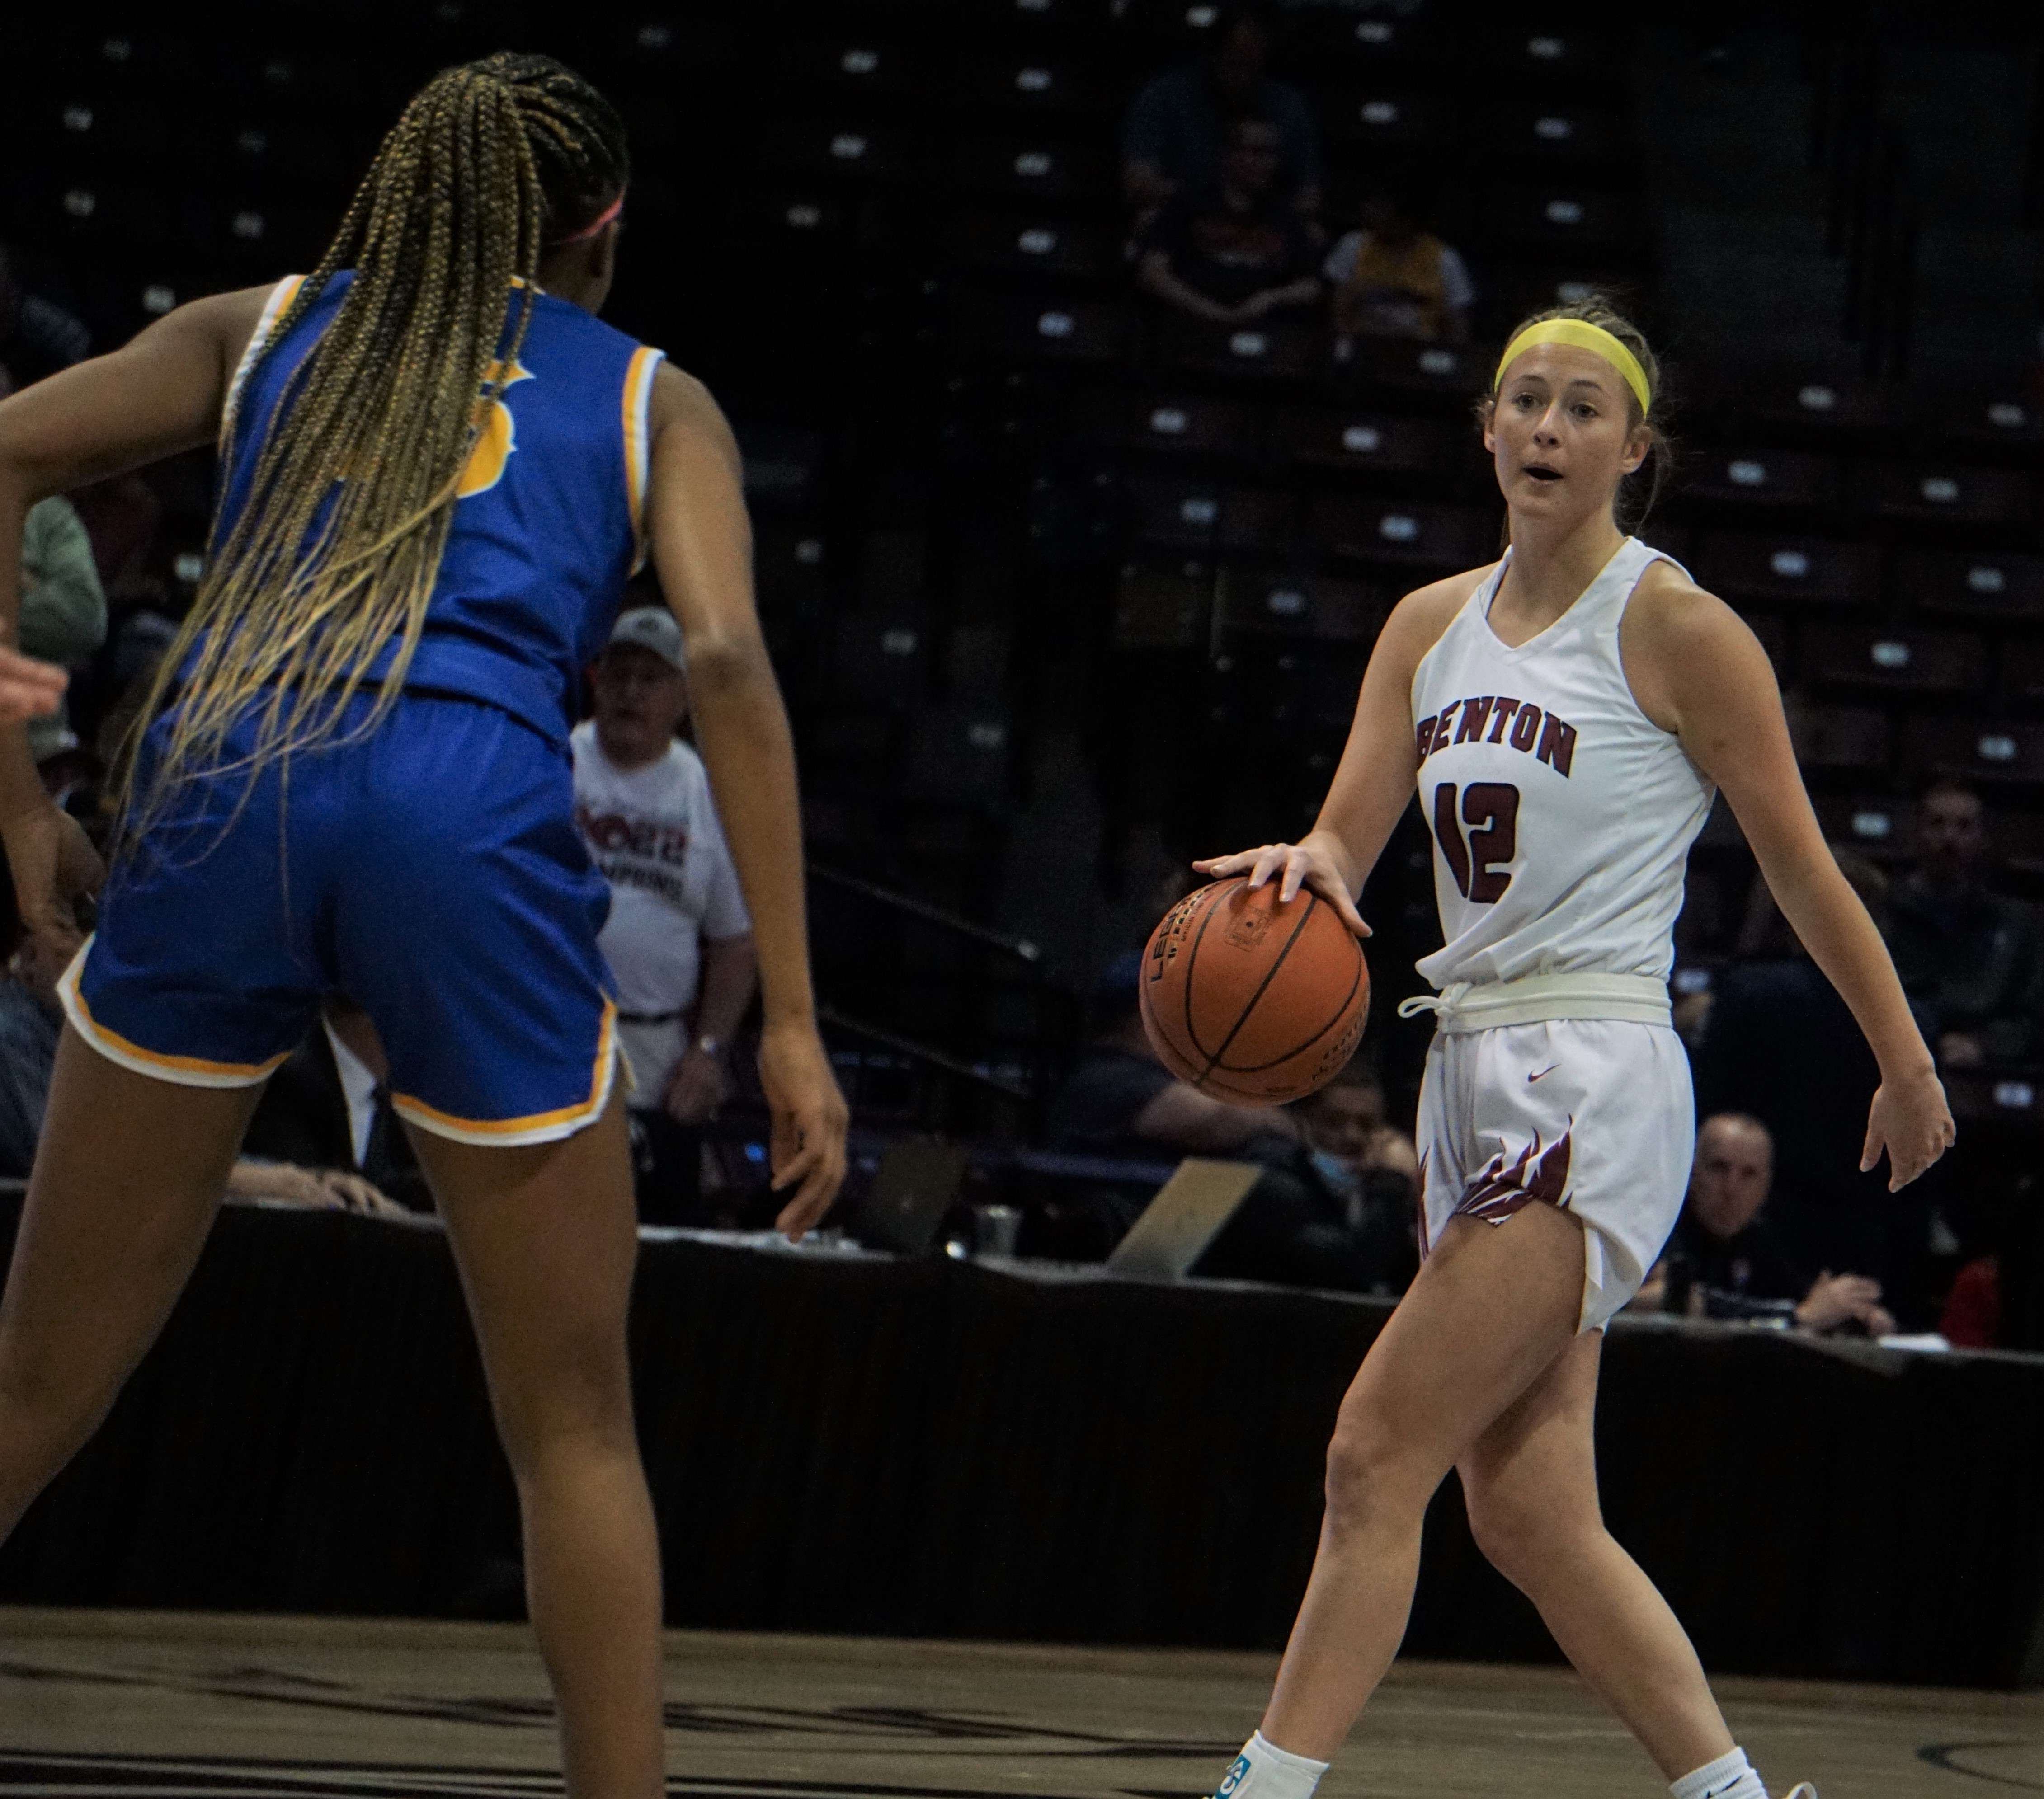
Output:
top-left (60, 690), bottom-right (623, 1146)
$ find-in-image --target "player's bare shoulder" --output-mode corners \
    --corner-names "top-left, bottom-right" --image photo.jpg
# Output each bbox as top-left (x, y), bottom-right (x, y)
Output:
top-left (1620, 553), bottom-right (1774, 733)
top-left (1371, 565), bottom-right (1493, 682)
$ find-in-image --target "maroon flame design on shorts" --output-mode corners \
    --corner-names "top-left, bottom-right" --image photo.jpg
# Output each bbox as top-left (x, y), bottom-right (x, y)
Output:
top-left (1454, 1127), bottom-right (1574, 1224)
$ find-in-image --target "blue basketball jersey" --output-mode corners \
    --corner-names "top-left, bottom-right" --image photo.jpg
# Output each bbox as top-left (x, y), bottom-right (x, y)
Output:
top-left (215, 271), bottom-right (666, 745)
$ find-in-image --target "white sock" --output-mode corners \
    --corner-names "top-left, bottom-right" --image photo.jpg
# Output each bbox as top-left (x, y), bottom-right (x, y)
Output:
top-left (1214, 1732), bottom-right (1330, 1799)
top-left (1671, 1747), bottom-right (1767, 1799)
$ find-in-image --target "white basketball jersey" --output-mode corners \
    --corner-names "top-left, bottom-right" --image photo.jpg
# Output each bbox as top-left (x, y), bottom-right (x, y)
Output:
top-left (1410, 537), bottom-right (1713, 990)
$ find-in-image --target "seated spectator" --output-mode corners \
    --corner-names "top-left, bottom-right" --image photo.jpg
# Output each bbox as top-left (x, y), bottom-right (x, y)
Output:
top-left (0, 919), bottom-right (393, 1211)
top-left (573, 604), bottom-right (757, 1226)
top-left (1047, 958), bottom-right (1413, 1292)
top-left (1252, 1062), bottom-right (1419, 1296)
top-left (1651, 1113), bottom-right (1894, 1335)
top-left (1048, 953), bottom-right (1299, 1164)
top-left (1325, 181), bottom-right (1474, 344)
top-left (1692, 848), bottom-right (1926, 1315)
top-left (0, 243), bottom-right (90, 389)
top-left (1136, 114), bottom-right (1323, 326)
top-left (1887, 780), bottom-right (2044, 1067)
top-left (1122, 4), bottom-right (1321, 222)
top-left (242, 996), bottom-right (431, 1213)
top-left (1, 366), bottom-right (107, 767)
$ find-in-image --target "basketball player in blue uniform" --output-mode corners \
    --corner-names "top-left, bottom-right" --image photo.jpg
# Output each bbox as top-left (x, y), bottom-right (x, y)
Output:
top-left (0, 56), bottom-right (845, 1795)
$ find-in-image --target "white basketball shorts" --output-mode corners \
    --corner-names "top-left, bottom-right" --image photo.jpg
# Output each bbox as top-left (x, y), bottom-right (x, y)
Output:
top-left (1415, 1018), bottom-right (1695, 1333)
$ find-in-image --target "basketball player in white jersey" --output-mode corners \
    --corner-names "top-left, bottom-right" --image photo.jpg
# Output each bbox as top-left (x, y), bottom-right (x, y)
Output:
top-left (1192, 301), bottom-right (1953, 1799)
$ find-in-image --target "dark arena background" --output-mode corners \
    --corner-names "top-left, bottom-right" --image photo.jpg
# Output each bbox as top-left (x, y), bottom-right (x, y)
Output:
top-left (2, 3), bottom-right (2044, 1794)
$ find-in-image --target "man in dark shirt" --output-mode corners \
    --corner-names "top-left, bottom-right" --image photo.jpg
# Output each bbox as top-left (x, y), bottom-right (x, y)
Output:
top-left (1887, 780), bottom-right (2044, 1067)
top-left (1121, 4), bottom-right (1321, 221)
top-left (1135, 114), bottom-right (1322, 325)
top-left (1661, 1113), bottom-right (1894, 1334)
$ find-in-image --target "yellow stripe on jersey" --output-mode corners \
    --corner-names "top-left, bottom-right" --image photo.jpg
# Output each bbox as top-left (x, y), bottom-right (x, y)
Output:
top-left (219, 273), bottom-right (308, 449)
top-left (622, 345), bottom-right (664, 575)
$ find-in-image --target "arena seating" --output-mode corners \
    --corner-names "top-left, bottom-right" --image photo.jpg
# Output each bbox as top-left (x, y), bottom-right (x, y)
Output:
top-left (4, 1), bottom-right (2040, 1137)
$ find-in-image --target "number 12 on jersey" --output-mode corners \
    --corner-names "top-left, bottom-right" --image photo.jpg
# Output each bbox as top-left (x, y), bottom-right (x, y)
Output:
top-left (1432, 782), bottom-right (1520, 903)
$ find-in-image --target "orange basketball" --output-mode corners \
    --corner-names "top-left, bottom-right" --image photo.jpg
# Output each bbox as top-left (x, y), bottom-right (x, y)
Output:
top-left (1139, 877), bottom-right (1370, 1106)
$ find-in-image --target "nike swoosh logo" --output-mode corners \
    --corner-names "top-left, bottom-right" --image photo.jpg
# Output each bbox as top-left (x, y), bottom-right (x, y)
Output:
top-left (1528, 1065), bottom-right (1559, 1083)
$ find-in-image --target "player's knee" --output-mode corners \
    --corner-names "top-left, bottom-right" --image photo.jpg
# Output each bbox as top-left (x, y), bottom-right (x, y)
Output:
top-left (1322, 1411), bottom-right (1424, 1535)
top-left (485, 1334), bottom-right (636, 1475)
top-left (1462, 1474), bottom-right (1580, 1592)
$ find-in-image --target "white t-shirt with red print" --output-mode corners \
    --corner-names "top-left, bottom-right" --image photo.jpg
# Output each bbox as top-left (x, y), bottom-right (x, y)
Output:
top-left (571, 722), bottom-right (751, 1096)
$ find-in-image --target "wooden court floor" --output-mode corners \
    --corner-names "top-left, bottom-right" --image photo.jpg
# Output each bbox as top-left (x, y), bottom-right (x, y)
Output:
top-left (0, 1609), bottom-right (2037, 1796)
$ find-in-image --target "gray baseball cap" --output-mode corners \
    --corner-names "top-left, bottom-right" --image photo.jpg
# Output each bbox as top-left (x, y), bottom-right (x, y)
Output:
top-left (603, 605), bottom-right (686, 671)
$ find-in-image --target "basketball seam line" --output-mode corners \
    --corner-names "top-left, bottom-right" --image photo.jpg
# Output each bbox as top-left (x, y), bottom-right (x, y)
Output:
top-left (1218, 949), bottom-right (1366, 1074)
top-left (1198, 891), bottom-right (1319, 1082)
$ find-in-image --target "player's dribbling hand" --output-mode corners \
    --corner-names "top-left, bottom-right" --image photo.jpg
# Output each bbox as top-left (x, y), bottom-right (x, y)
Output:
top-left (1193, 831), bottom-right (1371, 939)
top-left (758, 1019), bottom-right (850, 1242)
top-left (1860, 1063), bottom-right (1955, 1191)
top-left (1, 802), bottom-right (104, 966)
top-left (0, 647), bottom-right (66, 725)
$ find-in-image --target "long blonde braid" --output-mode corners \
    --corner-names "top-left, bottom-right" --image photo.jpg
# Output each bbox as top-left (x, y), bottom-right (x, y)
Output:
top-left (122, 52), bottom-right (627, 837)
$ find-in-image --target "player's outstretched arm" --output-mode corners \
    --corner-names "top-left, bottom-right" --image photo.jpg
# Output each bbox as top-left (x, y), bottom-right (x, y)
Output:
top-left (643, 363), bottom-right (848, 1236)
top-left (1195, 573), bottom-right (1476, 937)
top-left (1624, 564), bottom-right (1954, 1189)
top-left (0, 286), bottom-right (271, 957)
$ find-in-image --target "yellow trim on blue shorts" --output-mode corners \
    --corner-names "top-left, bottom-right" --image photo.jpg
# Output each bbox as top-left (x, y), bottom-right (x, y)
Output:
top-left (57, 937), bottom-right (290, 1088)
top-left (391, 999), bottom-right (620, 1148)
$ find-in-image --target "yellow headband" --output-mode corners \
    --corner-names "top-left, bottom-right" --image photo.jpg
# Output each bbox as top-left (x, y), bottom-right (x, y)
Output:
top-left (1493, 319), bottom-right (1651, 418)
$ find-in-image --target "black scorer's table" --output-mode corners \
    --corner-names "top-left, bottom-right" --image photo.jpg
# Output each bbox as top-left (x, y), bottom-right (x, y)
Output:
top-left (0, 1198), bottom-right (2039, 1689)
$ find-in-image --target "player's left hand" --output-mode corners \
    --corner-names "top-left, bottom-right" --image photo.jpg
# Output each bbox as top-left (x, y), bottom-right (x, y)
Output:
top-left (1, 801), bottom-right (104, 966)
top-left (1861, 1063), bottom-right (1955, 1191)
top-left (0, 647), bottom-right (67, 723)
top-left (758, 1018), bottom-right (849, 1241)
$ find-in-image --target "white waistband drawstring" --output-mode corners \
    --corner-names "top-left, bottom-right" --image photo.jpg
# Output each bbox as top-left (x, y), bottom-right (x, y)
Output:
top-left (1394, 971), bottom-right (1672, 1033)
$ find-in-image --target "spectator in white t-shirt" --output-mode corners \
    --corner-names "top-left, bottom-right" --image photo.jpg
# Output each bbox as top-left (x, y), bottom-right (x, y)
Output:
top-left (573, 606), bottom-right (758, 1220)
top-left (1324, 182), bottom-right (1474, 344)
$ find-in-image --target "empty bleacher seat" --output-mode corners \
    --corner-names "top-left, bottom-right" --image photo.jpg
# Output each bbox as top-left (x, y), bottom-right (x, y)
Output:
top-left (1113, 561), bottom-right (1215, 650)
top-left (1872, 464), bottom-right (2032, 528)
top-left (1215, 572), bottom-right (1385, 645)
top-left (1127, 478), bottom-right (1295, 556)
top-left (1484, 186), bottom-right (1631, 254)
top-left (1704, 371), bottom-right (1897, 442)
top-left (905, 703), bottom-right (1013, 804)
top-left (1318, 91), bottom-right (1449, 158)
top-left (1813, 794), bottom-right (1912, 861)
top-left (1702, 534), bottom-right (1878, 609)
top-left (1158, 314), bottom-right (1323, 383)
top-left (947, 136), bottom-right (1116, 208)
top-left (1342, 335), bottom-right (1489, 403)
top-left (829, 614), bottom-right (928, 710)
top-left (1071, 390), bottom-right (1262, 462)
top-left (945, 209), bottom-right (1116, 286)
top-left (1786, 703), bottom-right (1891, 778)
top-left (948, 54), bottom-right (1106, 123)
top-left (1912, 389), bottom-right (2044, 453)
top-left (1893, 550), bottom-right (2044, 623)
top-left (1996, 640), bottom-right (2044, 706)
top-left (957, 292), bottom-right (1131, 367)
top-left (763, 120), bottom-right (924, 186)
top-left (1482, 107), bottom-right (1626, 168)
top-left (1271, 407), bottom-right (1456, 480)
top-left (784, 38), bottom-right (929, 107)
top-left (1308, 497), bottom-right (1494, 571)
top-left (1681, 449), bottom-right (1840, 512)
top-left (1904, 716), bottom-right (2044, 790)
top-left (1804, 624), bottom-right (1985, 698)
